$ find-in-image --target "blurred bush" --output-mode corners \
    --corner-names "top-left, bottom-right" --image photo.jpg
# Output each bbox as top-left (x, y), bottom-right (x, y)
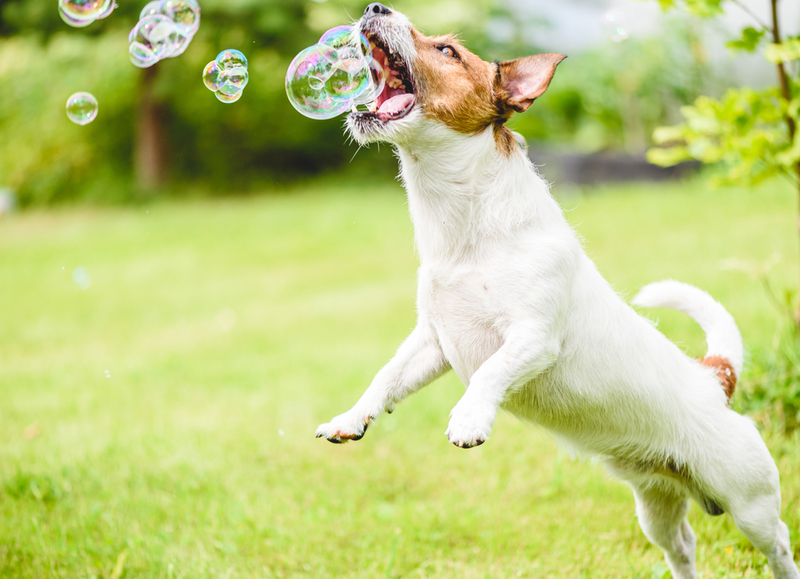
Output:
top-left (0, 0), bottom-right (718, 205)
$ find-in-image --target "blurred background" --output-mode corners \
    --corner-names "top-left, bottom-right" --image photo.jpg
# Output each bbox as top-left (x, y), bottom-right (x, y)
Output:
top-left (2, 1), bottom-right (800, 577)
top-left (1, 0), bottom-right (796, 205)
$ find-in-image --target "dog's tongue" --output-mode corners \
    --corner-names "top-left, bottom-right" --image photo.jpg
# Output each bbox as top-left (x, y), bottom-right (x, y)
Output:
top-left (377, 93), bottom-right (414, 118)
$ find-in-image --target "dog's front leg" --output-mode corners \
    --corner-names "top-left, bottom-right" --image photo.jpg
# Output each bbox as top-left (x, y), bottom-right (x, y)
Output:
top-left (446, 329), bottom-right (559, 448)
top-left (316, 322), bottom-right (449, 444)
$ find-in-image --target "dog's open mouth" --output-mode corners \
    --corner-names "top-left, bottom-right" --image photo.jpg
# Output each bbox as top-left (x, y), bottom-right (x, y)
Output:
top-left (359, 33), bottom-right (416, 122)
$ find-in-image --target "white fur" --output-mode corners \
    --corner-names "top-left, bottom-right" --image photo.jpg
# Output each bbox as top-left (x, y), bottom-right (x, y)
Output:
top-left (633, 279), bottom-right (744, 375)
top-left (317, 9), bottom-right (799, 578)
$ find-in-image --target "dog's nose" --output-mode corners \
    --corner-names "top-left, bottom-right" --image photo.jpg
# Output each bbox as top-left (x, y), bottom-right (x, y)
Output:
top-left (364, 3), bottom-right (391, 17)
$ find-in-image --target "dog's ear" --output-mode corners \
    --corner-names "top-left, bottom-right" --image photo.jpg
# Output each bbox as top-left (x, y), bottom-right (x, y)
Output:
top-left (496, 53), bottom-right (567, 114)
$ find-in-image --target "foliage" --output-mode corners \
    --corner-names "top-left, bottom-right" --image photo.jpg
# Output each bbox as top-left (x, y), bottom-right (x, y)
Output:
top-left (649, 87), bottom-right (794, 185)
top-left (0, 0), bottom-right (721, 204)
top-left (646, 0), bottom-right (800, 189)
top-left (514, 18), bottom-right (711, 153)
top-left (743, 326), bottom-right (800, 435)
top-left (0, 0), bottom-right (499, 206)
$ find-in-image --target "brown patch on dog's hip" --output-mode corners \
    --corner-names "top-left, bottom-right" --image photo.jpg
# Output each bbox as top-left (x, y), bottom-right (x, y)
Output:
top-left (699, 355), bottom-right (737, 402)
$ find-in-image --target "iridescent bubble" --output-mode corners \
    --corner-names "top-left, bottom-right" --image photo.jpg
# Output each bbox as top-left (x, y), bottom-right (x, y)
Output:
top-left (66, 92), bottom-right (98, 126)
top-left (72, 266), bottom-right (92, 289)
top-left (601, 10), bottom-right (629, 43)
top-left (511, 131), bottom-right (528, 154)
top-left (218, 67), bottom-right (249, 96)
top-left (352, 59), bottom-right (385, 106)
top-left (215, 91), bottom-right (242, 104)
top-left (160, 0), bottom-right (201, 36)
top-left (286, 25), bottom-right (385, 120)
top-left (319, 25), bottom-right (371, 62)
top-left (129, 14), bottom-right (177, 68)
top-left (203, 49), bottom-right (249, 104)
top-left (203, 60), bottom-right (223, 91)
top-left (58, 0), bottom-right (116, 27)
top-left (286, 44), bottom-right (349, 120)
top-left (216, 49), bottom-right (247, 70)
top-left (129, 0), bottom-right (200, 68)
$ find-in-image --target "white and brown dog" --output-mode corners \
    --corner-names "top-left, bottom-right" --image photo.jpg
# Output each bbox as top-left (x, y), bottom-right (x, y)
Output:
top-left (315, 4), bottom-right (800, 577)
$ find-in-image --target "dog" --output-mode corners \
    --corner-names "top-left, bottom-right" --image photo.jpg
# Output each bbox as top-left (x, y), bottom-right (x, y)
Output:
top-left (314, 4), bottom-right (800, 577)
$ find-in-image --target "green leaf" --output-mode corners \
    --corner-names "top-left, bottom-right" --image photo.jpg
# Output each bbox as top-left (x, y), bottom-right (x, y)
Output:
top-left (765, 39), bottom-right (800, 63)
top-left (652, 126), bottom-right (686, 145)
top-left (647, 146), bottom-right (691, 166)
top-left (726, 27), bottom-right (766, 52)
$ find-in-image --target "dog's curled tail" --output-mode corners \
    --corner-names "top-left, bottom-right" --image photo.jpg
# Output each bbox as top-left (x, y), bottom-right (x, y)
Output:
top-left (633, 280), bottom-right (743, 401)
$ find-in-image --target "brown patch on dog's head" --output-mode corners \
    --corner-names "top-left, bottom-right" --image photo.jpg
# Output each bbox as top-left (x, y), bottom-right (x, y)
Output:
top-left (700, 355), bottom-right (737, 403)
top-left (410, 31), bottom-right (497, 134)
top-left (409, 29), bottom-right (566, 152)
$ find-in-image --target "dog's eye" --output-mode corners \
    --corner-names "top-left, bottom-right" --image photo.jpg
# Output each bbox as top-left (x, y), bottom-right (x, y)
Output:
top-left (438, 45), bottom-right (459, 60)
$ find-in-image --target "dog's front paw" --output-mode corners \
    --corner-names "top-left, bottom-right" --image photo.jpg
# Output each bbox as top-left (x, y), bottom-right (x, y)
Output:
top-left (445, 402), bottom-right (494, 449)
top-left (315, 410), bottom-right (371, 444)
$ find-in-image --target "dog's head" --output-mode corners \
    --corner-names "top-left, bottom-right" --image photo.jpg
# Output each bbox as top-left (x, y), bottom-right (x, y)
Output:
top-left (347, 3), bottom-right (566, 153)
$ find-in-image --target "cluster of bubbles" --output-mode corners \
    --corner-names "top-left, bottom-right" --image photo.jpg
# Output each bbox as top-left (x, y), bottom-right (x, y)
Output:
top-left (58, 0), bottom-right (117, 28)
top-left (66, 92), bottom-right (99, 125)
top-left (129, 0), bottom-right (201, 68)
top-left (202, 50), bottom-right (249, 103)
top-left (600, 10), bottom-right (629, 44)
top-left (286, 25), bottom-right (385, 120)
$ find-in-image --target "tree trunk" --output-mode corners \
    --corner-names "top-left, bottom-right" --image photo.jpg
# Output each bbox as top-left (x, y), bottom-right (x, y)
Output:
top-left (135, 65), bottom-right (167, 191)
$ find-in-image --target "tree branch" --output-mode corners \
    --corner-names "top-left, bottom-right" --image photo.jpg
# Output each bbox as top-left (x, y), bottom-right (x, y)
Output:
top-left (730, 0), bottom-right (772, 32)
top-left (771, 0), bottom-right (795, 139)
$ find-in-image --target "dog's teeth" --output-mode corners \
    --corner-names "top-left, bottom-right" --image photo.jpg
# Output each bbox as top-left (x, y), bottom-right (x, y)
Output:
top-left (389, 48), bottom-right (394, 54)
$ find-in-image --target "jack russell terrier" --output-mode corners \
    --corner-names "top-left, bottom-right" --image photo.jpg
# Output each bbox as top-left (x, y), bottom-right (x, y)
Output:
top-left (315, 4), bottom-right (800, 577)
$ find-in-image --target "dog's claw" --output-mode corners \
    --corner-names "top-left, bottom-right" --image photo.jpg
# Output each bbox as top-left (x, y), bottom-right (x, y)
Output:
top-left (316, 412), bottom-right (371, 444)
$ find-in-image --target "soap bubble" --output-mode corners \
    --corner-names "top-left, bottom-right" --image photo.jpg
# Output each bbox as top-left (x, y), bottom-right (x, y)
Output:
top-left (128, 0), bottom-right (200, 68)
top-left (129, 14), bottom-right (176, 68)
top-left (58, 0), bottom-right (117, 28)
top-left (286, 26), bottom-right (383, 120)
top-left (601, 10), bottom-right (629, 43)
top-left (66, 92), bottom-right (98, 125)
top-left (72, 266), bottom-right (92, 290)
top-left (511, 131), bottom-right (528, 154)
top-left (202, 49), bottom-right (249, 104)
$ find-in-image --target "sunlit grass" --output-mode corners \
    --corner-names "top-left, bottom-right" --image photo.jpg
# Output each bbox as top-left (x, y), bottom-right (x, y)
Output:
top-left (0, 178), bottom-right (798, 578)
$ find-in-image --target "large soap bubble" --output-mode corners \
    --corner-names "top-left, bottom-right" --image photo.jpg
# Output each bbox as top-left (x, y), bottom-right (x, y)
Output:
top-left (286, 25), bottom-right (384, 120)
top-left (203, 50), bottom-right (249, 104)
top-left (128, 0), bottom-right (200, 68)
top-left (59, 0), bottom-right (117, 28)
top-left (66, 92), bottom-right (99, 125)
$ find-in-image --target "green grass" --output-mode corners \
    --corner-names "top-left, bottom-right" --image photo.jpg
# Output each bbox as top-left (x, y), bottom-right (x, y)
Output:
top-left (0, 178), bottom-right (798, 578)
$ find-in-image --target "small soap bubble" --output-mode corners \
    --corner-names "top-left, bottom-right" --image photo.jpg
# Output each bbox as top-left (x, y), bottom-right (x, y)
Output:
top-left (203, 49), bottom-right (249, 104)
top-left (601, 10), bottom-right (629, 43)
top-left (104, 369), bottom-right (111, 378)
top-left (72, 266), bottom-right (91, 290)
top-left (58, 0), bottom-right (116, 28)
top-left (511, 131), bottom-right (528, 154)
top-left (129, 14), bottom-right (176, 68)
top-left (278, 429), bottom-right (285, 436)
top-left (66, 92), bottom-right (98, 125)
top-left (286, 25), bottom-right (383, 120)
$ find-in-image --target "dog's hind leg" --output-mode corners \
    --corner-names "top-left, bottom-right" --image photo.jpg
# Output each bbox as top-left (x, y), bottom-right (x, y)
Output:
top-left (631, 482), bottom-right (698, 579)
top-left (698, 415), bottom-right (800, 578)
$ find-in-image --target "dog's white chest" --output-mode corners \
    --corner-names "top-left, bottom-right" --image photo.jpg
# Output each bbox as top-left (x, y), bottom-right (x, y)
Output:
top-left (422, 265), bottom-right (505, 384)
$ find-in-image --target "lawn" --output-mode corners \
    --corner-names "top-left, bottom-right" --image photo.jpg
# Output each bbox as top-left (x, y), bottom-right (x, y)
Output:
top-left (0, 177), bottom-right (798, 578)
